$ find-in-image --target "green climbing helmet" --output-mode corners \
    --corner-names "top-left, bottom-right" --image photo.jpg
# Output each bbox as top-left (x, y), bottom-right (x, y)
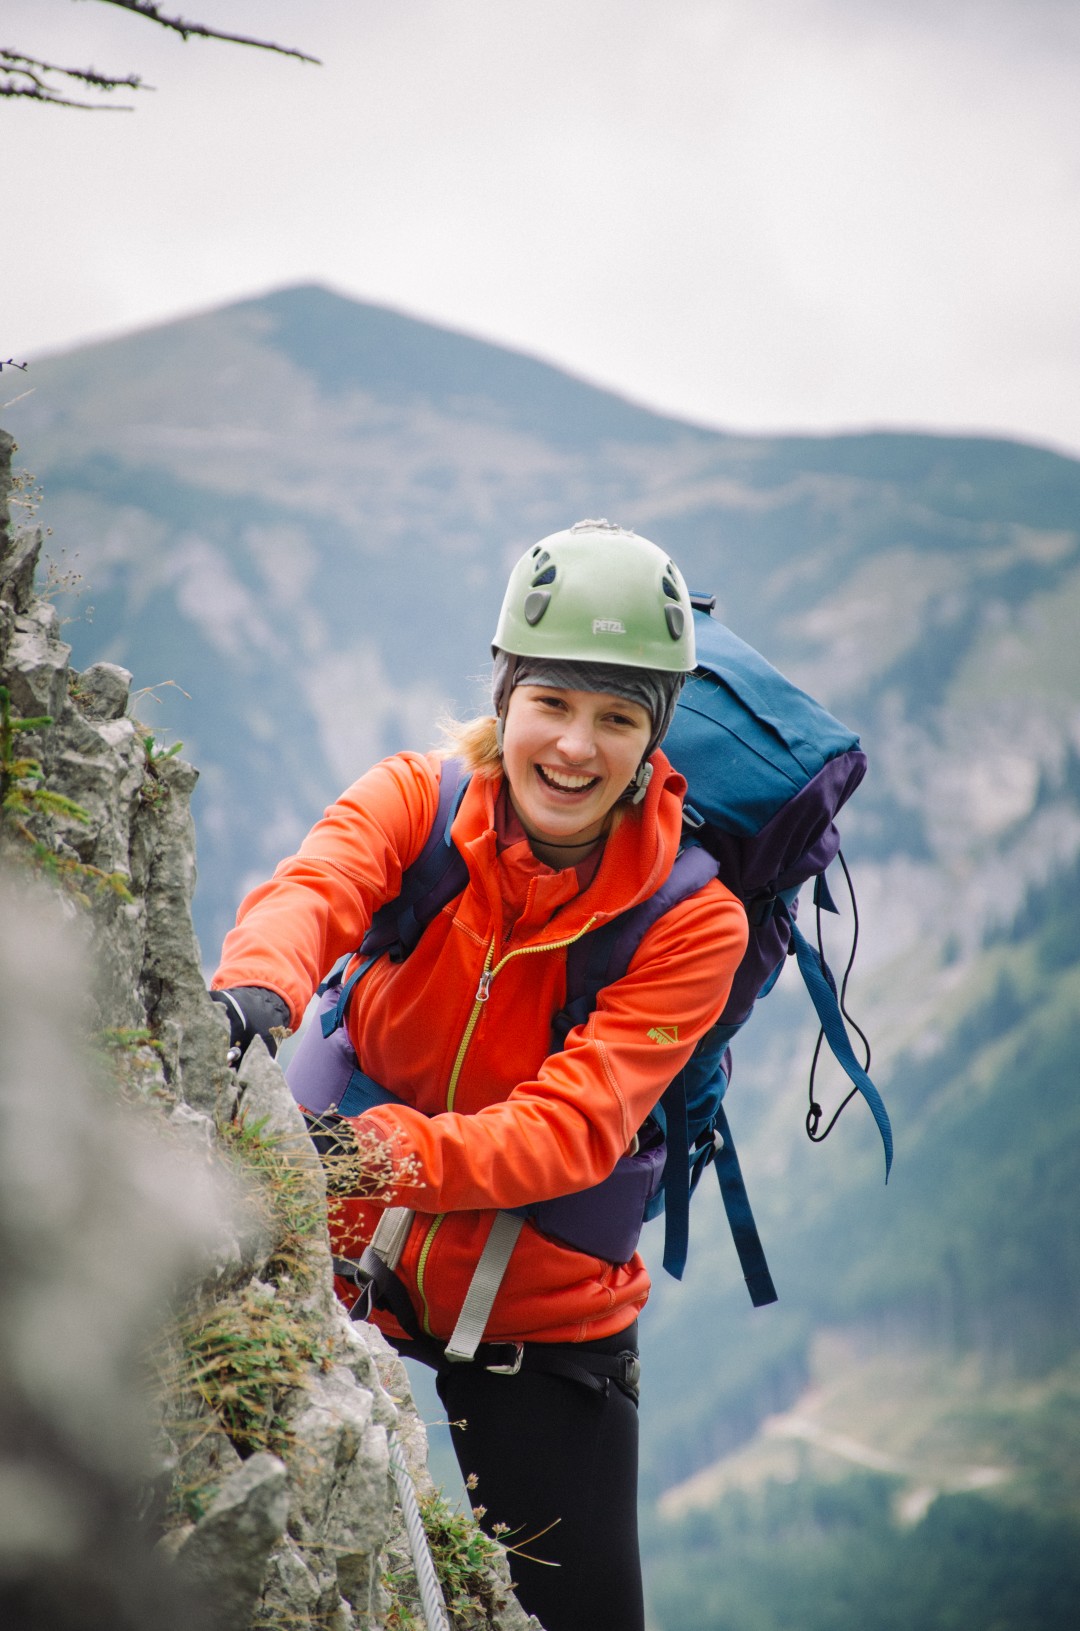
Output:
top-left (492, 519), bottom-right (696, 673)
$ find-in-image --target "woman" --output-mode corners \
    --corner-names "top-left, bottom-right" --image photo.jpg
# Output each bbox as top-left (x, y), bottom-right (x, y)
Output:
top-left (212, 519), bottom-right (748, 1631)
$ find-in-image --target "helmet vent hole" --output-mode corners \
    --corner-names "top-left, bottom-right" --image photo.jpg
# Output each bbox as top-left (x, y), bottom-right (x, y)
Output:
top-left (665, 604), bottom-right (685, 641)
top-left (524, 590), bottom-right (552, 626)
top-left (662, 572), bottom-right (680, 600)
top-left (530, 565), bottom-right (557, 587)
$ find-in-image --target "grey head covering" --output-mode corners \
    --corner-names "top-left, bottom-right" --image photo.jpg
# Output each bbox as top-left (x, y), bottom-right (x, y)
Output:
top-left (491, 651), bottom-right (685, 800)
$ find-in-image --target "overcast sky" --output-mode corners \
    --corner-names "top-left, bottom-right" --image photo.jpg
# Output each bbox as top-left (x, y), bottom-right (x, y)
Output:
top-left (6, 0), bottom-right (1080, 457)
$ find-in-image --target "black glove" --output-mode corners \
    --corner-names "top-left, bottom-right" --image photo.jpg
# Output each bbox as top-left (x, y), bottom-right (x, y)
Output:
top-left (303, 1111), bottom-right (361, 1196)
top-left (211, 985), bottom-right (290, 1066)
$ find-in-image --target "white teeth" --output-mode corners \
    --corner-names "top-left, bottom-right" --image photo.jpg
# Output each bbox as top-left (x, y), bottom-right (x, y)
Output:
top-left (540, 766), bottom-right (597, 791)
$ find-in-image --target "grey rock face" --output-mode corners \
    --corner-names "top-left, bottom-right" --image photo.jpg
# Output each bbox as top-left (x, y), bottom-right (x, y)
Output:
top-left (75, 660), bottom-right (133, 720)
top-left (288, 1366), bottom-right (391, 1607)
top-left (1, 427), bottom-right (540, 1629)
top-left (5, 602), bottom-right (70, 718)
top-left (174, 1452), bottom-right (290, 1630)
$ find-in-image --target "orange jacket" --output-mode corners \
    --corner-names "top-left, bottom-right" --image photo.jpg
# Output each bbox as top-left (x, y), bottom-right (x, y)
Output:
top-left (214, 748), bottom-right (748, 1345)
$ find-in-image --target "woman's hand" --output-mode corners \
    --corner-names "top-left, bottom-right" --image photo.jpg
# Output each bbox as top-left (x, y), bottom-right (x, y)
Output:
top-left (210, 985), bottom-right (290, 1066)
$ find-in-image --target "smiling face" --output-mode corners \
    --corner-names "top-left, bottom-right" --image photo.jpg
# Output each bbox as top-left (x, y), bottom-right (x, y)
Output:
top-left (500, 684), bottom-right (653, 851)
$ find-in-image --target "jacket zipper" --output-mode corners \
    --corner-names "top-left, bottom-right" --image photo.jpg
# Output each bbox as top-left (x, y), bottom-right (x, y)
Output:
top-left (413, 917), bottom-right (598, 1335)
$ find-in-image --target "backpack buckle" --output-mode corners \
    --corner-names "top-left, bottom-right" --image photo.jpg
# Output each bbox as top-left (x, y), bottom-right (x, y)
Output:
top-left (747, 886), bottom-right (778, 927)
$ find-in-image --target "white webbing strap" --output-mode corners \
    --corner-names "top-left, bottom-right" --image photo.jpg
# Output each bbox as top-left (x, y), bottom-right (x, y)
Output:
top-left (443, 1211), bottom-right (524, 1363)
top-left (370, 1205), bottom-right (415, 1269)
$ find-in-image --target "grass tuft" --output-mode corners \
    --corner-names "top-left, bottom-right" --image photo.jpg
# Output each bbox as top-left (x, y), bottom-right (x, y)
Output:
top-left (383, 1489), bottom-right (513, 1630)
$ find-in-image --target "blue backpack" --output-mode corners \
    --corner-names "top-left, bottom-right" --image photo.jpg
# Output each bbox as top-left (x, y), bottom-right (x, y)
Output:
top-left (288, 596), bottom-right (892, 1308)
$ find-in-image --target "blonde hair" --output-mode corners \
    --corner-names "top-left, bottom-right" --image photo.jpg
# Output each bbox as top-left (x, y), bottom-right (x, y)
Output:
top-left (437, 713), bottom-right (502, 777)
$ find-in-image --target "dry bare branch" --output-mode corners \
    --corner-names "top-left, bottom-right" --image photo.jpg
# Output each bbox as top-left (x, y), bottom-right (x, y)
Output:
top-left (1, 1), bottom-right (319, 108)
top-left (92, 1), bottom-right (319, 64)
top-left (0, 49), bottom-right (147, 108)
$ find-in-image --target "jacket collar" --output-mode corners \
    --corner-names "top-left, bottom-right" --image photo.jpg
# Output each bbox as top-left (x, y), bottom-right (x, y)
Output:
top-left (449, 750), bottom-right (687, 934)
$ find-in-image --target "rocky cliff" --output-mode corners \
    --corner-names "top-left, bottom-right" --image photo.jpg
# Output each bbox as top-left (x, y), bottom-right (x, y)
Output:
top-left (0, 424), bottom-right (536, 1631)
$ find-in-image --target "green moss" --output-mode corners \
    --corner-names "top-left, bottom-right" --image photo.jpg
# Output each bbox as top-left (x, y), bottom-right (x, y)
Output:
top-left (0, 683), bottom-right (133, 902)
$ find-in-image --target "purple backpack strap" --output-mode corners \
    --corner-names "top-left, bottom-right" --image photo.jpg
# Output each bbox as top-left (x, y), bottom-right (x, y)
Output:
top-left (555, 843), bottom-right (721, 1047)
top-left (361, 758), bottom-right (471, 962)
top-left (318, 759), bottom-right (470, 1038)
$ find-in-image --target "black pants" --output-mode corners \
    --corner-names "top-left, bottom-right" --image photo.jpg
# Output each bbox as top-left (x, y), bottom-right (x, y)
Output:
top-left (433, 1326), bottom-right (643, 1631)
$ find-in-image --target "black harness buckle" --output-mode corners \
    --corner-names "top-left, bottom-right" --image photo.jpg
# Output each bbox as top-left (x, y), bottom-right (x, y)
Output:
top-left (483, 1342), bottom-right (524, 1376)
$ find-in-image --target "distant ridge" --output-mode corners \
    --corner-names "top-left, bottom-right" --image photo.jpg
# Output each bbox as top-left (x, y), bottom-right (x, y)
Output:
top-left (12, 279), bottom-right (1080, 955)
top-left (239, 282), bottom-right (715, 449)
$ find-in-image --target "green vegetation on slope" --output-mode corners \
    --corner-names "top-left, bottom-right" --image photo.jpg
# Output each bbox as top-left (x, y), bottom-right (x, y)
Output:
top-left (645, 1475), bottom-right (1080, 1631)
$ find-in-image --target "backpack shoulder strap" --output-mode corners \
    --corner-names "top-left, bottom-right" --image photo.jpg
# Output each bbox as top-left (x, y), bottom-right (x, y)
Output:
top-left (554, 840), bottom-right (720, 1048)
top-left (361, 757), bottom-right (471, 962)
top-left (553, 840), bottom-right (782, 1304)
top-left (321, 758), bottom-right (471, 1036)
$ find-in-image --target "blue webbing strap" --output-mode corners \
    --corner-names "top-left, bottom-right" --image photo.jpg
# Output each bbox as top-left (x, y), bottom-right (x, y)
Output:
top-left (789, 921), bottom-right (893, 1180)
top-left (659, 1073), bottom-right (691, 1279)
top-left (322, 952), bottom-right (384, 1037)
top-left (709, 1106), bottom-right (778, 1307)
top-left (659, 1070), bottom-right (777, 1305)
top-left (338, 1067), bottom-right (405, 1116)
top-left (813, 871), bottom-right (839, 914)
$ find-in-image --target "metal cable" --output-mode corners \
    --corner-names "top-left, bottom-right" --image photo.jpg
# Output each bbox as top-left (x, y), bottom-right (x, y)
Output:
top-left (388, 1428), bottom-right (450, 1631)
